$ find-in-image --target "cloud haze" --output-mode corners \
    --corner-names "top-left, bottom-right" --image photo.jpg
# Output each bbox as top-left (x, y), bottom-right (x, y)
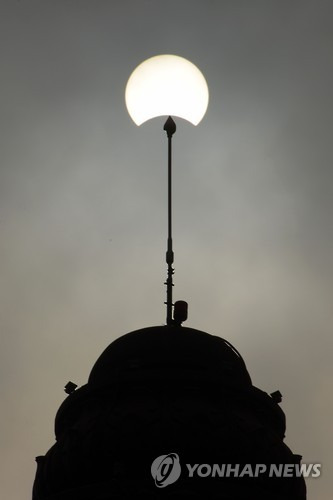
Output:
top-left (0, 1), bottom-right (332, 498)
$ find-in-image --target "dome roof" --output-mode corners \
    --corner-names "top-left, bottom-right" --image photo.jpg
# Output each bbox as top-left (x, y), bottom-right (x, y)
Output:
top-left (35, 324), bottom-right (306, 500)
top-left (54, 325), bottom-right (252, 439)
top-left (88, 325), bottom-right (252, 388)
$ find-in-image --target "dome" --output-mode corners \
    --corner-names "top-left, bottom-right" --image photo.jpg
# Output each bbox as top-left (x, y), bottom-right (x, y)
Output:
top-left (88, 325), bottom-right (252, 389)
top-left (33, 324), bottom-right (306, 500)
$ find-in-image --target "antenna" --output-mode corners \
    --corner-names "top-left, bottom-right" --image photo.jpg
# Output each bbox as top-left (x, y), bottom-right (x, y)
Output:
top-left (125, 55), bottom-right (209, 325)
top-left (163, 116), bottom-right (176, 325)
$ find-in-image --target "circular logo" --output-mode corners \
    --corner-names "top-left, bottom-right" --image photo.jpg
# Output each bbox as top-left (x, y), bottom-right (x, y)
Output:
top-left (151, 453), bottom-right (181, 488)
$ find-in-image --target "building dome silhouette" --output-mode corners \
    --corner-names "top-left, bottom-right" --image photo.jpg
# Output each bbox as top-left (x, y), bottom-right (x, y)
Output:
top-left (88, 325), bottom-right (252, 387)
top-left (33, 324), bottom-right (306, 499)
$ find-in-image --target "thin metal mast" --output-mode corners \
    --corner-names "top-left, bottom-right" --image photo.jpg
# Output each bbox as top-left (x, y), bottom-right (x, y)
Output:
top-left (163, 116), bottom-right (176, 325)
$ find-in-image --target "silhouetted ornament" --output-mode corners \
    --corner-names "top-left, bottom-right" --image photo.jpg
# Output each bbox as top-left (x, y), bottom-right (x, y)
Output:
top-left (32, 325), bottom-right (306, 499)
top-left (64, 381), bottom-right (77, 394)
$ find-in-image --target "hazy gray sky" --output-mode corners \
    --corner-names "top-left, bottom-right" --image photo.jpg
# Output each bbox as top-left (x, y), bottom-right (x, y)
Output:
top-left (1, 1), bottom-right (332, 498)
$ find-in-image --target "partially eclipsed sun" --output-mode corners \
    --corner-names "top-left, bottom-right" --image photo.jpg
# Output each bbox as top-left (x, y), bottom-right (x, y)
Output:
top-left (125, 54), bottom-right (209, 126)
